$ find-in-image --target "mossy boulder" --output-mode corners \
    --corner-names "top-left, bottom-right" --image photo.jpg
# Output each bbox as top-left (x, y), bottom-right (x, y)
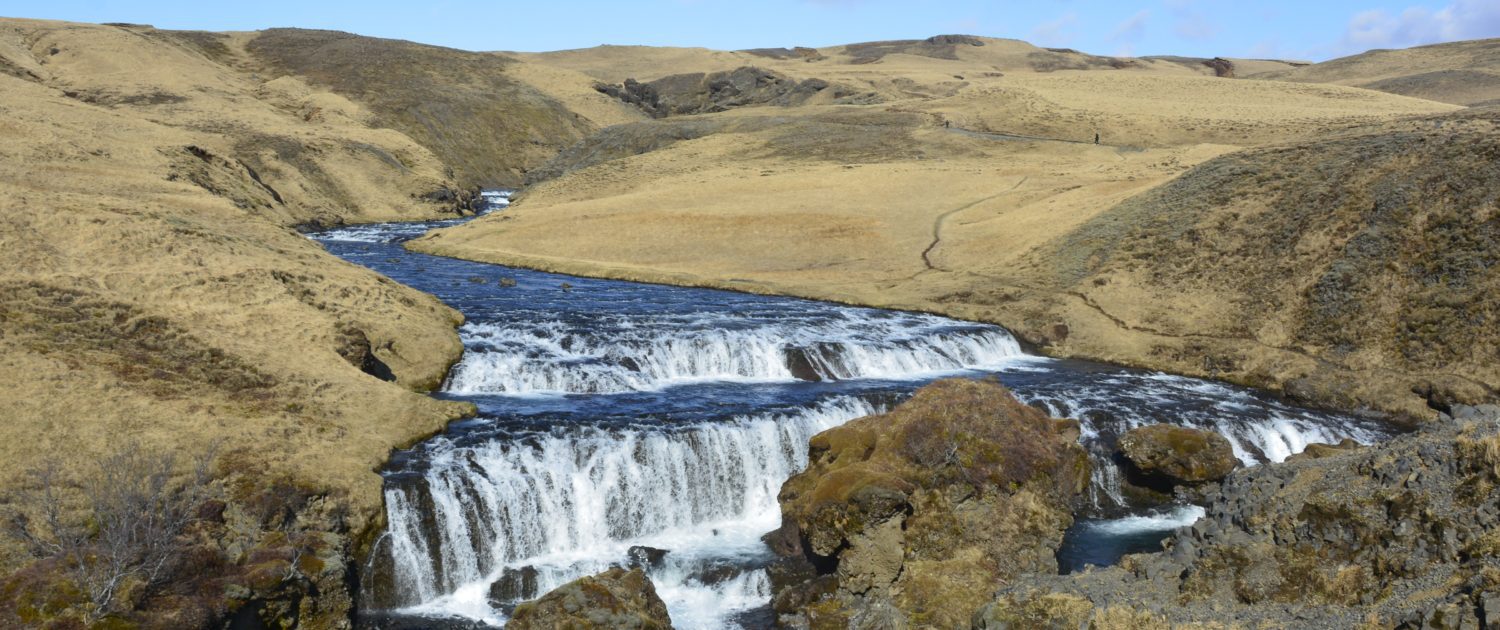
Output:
top-left (507, 567), bottom-right (670, 630)
top-left (1118, 424), bottom-right (1238, 488)
top-left (769, 378), bottom-right (1090, 628)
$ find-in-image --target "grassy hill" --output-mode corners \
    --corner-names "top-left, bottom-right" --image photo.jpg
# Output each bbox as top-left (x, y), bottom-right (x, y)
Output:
top-left (1252, 38), bottom-right (1500, 106)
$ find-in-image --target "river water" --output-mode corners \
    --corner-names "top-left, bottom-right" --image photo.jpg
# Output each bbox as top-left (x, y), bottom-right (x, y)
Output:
top-left (312, 193), bottom-right (1388, 628)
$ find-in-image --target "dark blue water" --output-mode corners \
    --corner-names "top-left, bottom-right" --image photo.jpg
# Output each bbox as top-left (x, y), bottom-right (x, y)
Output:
top-left (314, 202), bottom-right (1388, 628)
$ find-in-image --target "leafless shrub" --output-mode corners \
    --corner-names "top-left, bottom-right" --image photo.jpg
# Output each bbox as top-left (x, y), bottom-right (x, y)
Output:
top-left (3, 442), bottom-right (217, 621)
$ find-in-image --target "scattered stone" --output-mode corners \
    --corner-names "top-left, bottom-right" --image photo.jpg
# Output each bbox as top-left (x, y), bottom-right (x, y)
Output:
top-left (507, 567), bottom-right (671, 630)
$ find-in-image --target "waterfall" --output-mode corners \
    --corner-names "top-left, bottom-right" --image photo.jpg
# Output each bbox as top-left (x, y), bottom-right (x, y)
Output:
top-left (378, 397), bottom-right (883, 617)
top-left (321, 214), bottom-right (1390, 626)
top-left (1017, 376), bottom-right (1385, 512)
top-left (445, 317), bottom-right (1025, 395)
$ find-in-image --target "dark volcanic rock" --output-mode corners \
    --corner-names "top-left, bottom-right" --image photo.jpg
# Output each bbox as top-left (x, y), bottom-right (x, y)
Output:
top-left (335, 326), bottom-right (396, 382)
top-left (688, 560), bottom-right (745, 586)
top-left (1117, 424), bottom-right (1238, 488)
top-left (486, 565), bottom-right (540, 604)
top-left (1203, 57), bottom-right (1236, 77)
top-left (626, 545), bottom-right (669, 569)
top-left (507, 566), bottom-right (671, 630)
top-left (594, 66), bottom-right (833, 118)
top-left (978, 406), bottom-right (1500, 628)
top-left (768, 378), bottom-right (1090, 628)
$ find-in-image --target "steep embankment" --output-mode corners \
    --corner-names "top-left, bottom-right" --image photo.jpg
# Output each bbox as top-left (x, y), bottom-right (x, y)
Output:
top-left (1033, 107), bottom-right (1500, 421)
top-left (243, 28), bottom-right (605, 187)
top-left (1252, 38), bottom-right (1500, 106)
top-left (0, 18), bottom-right (589, 627)
top-left (411, 64), bottom-right (1467, 419)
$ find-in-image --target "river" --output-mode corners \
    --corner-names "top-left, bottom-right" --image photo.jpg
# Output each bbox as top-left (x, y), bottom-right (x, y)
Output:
top-left (311, 192), bottom-right (1388, 628)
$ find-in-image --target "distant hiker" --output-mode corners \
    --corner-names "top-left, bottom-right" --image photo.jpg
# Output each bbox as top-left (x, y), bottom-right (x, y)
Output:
top-left (1094, 133), bottom-right (1100, 145)
top-left (945, 120), bottom-right (951, 128)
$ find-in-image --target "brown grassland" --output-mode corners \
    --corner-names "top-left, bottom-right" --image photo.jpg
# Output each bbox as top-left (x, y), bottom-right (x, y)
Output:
top-left (0, 15), bottom-right (1495, 626)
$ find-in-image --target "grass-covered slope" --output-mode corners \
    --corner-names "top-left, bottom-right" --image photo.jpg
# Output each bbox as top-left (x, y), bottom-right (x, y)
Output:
top-left (0, 18), bottom-right (489, 626)
top-left (1253, 38), bottom-right (1500, 106)
top-left (245, 28), bottom-right (599, 188)
top-left (1042, 107), bottom-right (1500, 418)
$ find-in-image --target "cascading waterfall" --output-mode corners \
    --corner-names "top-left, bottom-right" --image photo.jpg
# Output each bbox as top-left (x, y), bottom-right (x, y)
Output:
top-left (379, 397), bottom-right (882, 620)
top-left (445, 316), bottom-right (1025, 395)
top-left (1021, 373), bottom-right (1385, 511)
top-left (312, 214), bottom-right (1391, 628)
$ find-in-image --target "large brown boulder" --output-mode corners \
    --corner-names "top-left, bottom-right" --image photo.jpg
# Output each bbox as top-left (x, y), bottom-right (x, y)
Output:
top-left (766, 378), bottom-right (1090, 628)
top-left (506, 567), bottom-right (671, 630)
top-left (1117, 424), bottom-right (1238, 488)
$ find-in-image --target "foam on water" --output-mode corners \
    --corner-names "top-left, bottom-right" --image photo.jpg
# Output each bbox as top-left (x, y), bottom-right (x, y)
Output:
top-left (1085, 505), bottom-right (1206, 535)
top-left (377, 397), bottom-right (881, 627)
top-left (445, 314), bottom-right (1026, 395)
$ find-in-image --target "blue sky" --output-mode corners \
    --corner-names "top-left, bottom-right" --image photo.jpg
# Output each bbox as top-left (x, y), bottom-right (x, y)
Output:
top-left (2, 0), bottom-right (1498, 61)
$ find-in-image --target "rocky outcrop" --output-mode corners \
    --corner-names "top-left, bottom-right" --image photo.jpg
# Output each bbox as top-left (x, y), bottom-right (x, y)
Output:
top-left (593, 66), bottom-right (835, 118)
top-left (742, 46), bottom-right (826, 61)
top-left (507, 567), bottom-right (671, 630)
top-left (1202, 57), bottom-right (1235, 77)
top-left (766, 378), bottom-right (1090, 628)
top-left (842, 34), bottom-right (986, 64)
top-left (1117, 424), bottom-right (1238, 489)
top-left (980, 404), bottom-right (1500, 628)
top-left (519, 109), bottom-right (926, 186)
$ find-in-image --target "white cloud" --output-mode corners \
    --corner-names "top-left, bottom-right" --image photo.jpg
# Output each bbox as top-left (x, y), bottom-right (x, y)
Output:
top-left (1174, 14), bottom-right (1217, 40)
top-left (1336, 0), bottom-right (1500, 54)
top-left (1167, 0), bottom-right (1218, 42)
top-left (1031, 11), bottom-right (1079, 47)
top-left (1105, 9), bottom-right (1150, 55)
top-left (1111, 10), bottom-right (1150, 44)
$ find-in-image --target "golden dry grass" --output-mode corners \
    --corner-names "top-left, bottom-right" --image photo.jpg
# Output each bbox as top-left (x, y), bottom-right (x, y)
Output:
top-left (0, 18), bottom-right (481, 577)
top-left (413, 55), bottom-right (1467, 417)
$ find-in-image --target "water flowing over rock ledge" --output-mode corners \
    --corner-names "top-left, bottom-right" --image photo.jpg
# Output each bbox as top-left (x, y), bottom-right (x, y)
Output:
top-left (311, 210), bottom-right (1392, 628)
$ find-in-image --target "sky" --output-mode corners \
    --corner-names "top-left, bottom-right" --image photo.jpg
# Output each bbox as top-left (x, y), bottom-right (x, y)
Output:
top-left (2, 0), bottom-right (1498, 61)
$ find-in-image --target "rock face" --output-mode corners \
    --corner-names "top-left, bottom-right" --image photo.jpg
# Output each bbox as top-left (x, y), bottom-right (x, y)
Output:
top-left (1117, 424), bottom-right (1238, 488)
top-left (507, 567), bottom-right (671, 630)
top-left (594, 66), bottom-right (835, 118)
top-left (979, 405), bottom-right (1500, 628)
top-left (766, 378), bottom-right (1090, 628)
